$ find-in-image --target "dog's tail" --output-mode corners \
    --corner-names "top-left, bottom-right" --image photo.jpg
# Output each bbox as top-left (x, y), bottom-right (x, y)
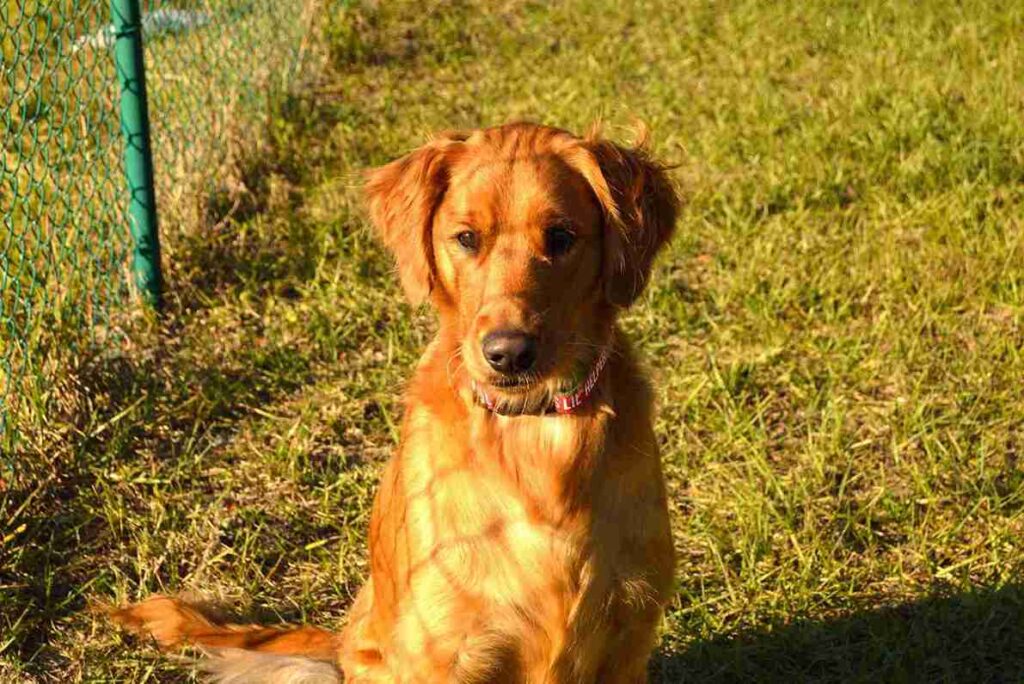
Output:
top-left (110, 595), bottom-right (342, 683)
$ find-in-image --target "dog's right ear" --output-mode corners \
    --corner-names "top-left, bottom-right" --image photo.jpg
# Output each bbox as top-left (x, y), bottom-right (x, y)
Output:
top-left (365, 133), bottom-right (466, 305)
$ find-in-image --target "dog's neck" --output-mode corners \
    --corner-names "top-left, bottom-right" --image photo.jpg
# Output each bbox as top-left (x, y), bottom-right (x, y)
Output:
top-left (408, 325), bottom-right (634, 522)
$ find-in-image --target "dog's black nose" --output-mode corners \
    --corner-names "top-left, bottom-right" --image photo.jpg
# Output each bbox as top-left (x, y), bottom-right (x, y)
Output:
top-left (482, 331), bottom-right (538, 374)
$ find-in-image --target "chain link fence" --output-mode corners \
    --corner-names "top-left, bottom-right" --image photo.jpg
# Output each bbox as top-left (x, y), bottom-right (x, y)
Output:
top-left (1, 0), bottom-right (316, 449)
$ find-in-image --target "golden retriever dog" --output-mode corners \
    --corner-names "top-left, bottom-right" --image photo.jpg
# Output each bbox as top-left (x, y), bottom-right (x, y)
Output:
top-left (112, 121), bottom-right (680, 683)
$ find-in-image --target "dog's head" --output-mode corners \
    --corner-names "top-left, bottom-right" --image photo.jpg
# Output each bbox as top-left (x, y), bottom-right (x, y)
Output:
top-left (366, 122), bottom-right (679, 411)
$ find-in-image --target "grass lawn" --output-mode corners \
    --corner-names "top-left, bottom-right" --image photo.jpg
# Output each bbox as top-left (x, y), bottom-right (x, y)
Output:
top-left (3, 0), bottom-right (1023, 681)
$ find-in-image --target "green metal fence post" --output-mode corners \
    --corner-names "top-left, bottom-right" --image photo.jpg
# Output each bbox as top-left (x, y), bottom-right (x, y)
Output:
top-left (111, 0), bottom-right (163, 309)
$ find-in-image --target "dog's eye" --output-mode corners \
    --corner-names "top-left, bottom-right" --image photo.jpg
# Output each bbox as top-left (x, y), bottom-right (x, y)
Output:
top-left (455, 230), bottom-right (479, 252)
top-left (545, 226), bottom-right (576, 257)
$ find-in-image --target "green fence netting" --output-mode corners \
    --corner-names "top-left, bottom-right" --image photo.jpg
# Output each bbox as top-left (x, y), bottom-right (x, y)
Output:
top-left (1, 0), bottom-right (315, 449)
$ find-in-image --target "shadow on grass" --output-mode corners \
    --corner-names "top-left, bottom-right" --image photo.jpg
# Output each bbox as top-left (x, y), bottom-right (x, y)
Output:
top-left (0, 340), bottom-right (315, 667)
top-left (651, 584), bottom-right (1024, 683)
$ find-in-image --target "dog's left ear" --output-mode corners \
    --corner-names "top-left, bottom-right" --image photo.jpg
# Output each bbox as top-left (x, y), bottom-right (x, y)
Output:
top-left (571, 134), bottom-right (680, 308)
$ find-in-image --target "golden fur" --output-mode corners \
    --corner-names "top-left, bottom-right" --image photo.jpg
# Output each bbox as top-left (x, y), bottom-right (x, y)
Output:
top-left (112, 122), bottom-right (680, 683)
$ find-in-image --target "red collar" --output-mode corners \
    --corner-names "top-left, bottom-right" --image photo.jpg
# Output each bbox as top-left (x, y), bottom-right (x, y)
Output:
top-left (472, 346), bottom-right (611, 415)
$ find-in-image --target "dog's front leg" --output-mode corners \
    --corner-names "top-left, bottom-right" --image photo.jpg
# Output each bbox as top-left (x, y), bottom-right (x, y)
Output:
top-left (551, 574), bottom-right (665, 684)
top-left (592, 606), bottom-right (664, 684)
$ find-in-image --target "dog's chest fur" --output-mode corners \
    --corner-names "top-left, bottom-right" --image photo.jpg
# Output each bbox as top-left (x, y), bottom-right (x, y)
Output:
top-left (355, 335), bottom-right (674, 682)
top-left (397, 401), bottom-right (607, 602)
top-left (370, 389), bottom-right (633, 674)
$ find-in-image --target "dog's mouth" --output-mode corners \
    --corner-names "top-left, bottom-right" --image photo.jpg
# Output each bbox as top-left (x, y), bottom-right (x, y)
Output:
top-left (462, 337), bottom-right (584, 408)
top-left (467, 340), bottom-right (612, 415)
top-left (469, 353), bottom-right (583, 398)
top-left (470, 372), bottom-right (557, 415)
top-left (489, 375), bottom-right (537, 390)
top-left (472, 365), bottom-right (558, 401)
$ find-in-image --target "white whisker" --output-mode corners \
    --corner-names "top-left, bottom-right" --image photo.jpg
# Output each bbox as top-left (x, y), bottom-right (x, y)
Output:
top-left (446, 347), bottom-right (465, 388)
